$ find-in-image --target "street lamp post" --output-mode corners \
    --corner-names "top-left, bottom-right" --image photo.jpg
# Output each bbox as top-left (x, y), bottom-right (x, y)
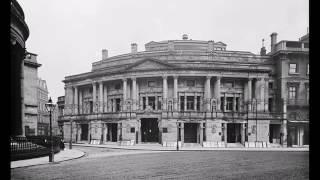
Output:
top-left (45, 97), bottom-right (56, 162)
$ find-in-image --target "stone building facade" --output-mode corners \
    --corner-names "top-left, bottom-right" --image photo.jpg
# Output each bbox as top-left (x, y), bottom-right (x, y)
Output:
top-left (11, 0), bottom-right (29, 136)
top-left (23, 52), bottom-right (41, 136)
top-left (59, 33), bottom-right (309, 147)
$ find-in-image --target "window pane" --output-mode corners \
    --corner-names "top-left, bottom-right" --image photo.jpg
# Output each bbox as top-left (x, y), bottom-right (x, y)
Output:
top-left (289, 64), bottom-right (297, 73)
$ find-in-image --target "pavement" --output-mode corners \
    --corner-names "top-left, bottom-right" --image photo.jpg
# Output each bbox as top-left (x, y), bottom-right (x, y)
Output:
top-left (10, 143), bottom-right (308, 169)
top-left (10, 149), bottom-right (85, 169)
top-left (73, 142), bottom-right (309, 152)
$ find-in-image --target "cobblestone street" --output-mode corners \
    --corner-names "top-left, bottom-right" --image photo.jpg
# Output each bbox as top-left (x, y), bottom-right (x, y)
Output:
top-left (11, 146), bottom-right (309, 180)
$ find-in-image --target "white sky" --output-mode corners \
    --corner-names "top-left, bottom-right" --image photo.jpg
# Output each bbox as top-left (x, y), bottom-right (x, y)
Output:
top-left (19, 0), bottom-right (309, 102)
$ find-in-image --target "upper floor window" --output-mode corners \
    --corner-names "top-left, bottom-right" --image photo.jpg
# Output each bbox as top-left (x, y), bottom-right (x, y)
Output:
top-left (148, 81), bottom-right (156, 87)
top-left (186, 80), bottom-right (195, 87)
top-left (288, 86), bottom-right (297, 99)
top-left (269, 82), bottom-right (273, 89)
top-left (307, 64), bottom-right (309, 75)
top-left (289, 63), bottom-right (298, 74)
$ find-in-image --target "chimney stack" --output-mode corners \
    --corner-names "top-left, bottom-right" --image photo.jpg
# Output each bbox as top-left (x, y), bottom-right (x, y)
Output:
top-left (182, 34), bottom-right (188, 40)
top-left (270, 32), bottom-right (277, 53)
top-left (131, 43), bottom-right (137, 53)
top-left (102, 49), bottom-right (108, 59)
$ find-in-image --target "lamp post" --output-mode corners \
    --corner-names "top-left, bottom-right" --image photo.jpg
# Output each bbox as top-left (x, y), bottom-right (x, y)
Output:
top-left (45, 97), bottom-right (56, 162)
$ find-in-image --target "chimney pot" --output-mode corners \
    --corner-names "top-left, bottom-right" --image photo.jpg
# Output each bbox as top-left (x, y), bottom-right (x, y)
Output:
top-left (131, 43), bottom-right (138, 53)
top-left (102, 49), bottom-right (108, 59)
top-left (270, 32), bottom-right (278, 53)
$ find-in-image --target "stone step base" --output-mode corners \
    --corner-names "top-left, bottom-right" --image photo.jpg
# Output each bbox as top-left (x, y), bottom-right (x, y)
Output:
top-left (226, 143), bottom-right (244, 148)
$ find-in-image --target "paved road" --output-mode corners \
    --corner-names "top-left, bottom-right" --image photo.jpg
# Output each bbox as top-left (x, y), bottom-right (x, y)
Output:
top-left (11, 146), bottom-right (309, 180)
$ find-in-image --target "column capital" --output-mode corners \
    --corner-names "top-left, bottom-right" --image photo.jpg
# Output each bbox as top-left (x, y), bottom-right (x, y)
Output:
top-left (92, 81), bottom-right (97, 85)
top-left (264, 77), bottom-right (269, 81)
top-left (248, 77), bottom-right (253, 81)
top-left (206, 75), bottom-right (212, 80)
top-left (122, 78), bottom-right (127, 82)
top-left (72, 85), bottom-right (78, 89)
top-left (216, 76), bottom-right (221, 80)
top-left (173, 75), bottom-right (178, 79)
top-left (131, 77), bottom-right (136, 81)
top-left (162, 75), bottom-right (168, 79)
top-left (98, 81), bottom-right (103, 85)
top-left (256, 78), bottom-right (262, 81)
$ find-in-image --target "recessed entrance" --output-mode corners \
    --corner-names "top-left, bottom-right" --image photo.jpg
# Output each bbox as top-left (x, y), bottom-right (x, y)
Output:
top-left (141, 118), bottom-right (159, 142)
top-left (184, 123), bottom-right (198, 143)
top-left (227, 123), bottom-right (241, 143)
top-left (80, 124), bottom-right (88, 141)
top-left (269, 124), bottom-right (281, 143)
top-left (107, 123), bottom-right (118, 142)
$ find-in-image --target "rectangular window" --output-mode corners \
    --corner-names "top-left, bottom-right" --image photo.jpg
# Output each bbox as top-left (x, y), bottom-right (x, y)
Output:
top-left (148, 81), bottom-right (156, 87)
top-left (142, 97), bottom-right (146, 110)
top-left (180, 96), bottom-right (185, 111)
top-left (236, 97), bottom-right (240, 111)
top-left (130, 127), bottom-right (135, 133)
top-left (196, 96), bottom-right (201, 111)
top-left (157, 96), bottom-right (162, 110)
top-left (148, 96), bottom-right (155, 110)
top-left (186, 96), bottom-right (194, 110)
top-left (307, 64), bottom-right (309, 75)
top-left (226, 97), bottom-right (233, 111)
top-left (186, 80), bottom-right (195, 87)
top-left (116, 98), bottom-right (121, 112)
top-left (288, 86), bottom-right (297, 99)
top-left (162, 128), bottom-right (168, 133)
top-left (220, 97), bottom-right (224, 111)
top-left (289, 63), bottom-right (297, 74)
top-left (269, 82), bottom-right (273, 89)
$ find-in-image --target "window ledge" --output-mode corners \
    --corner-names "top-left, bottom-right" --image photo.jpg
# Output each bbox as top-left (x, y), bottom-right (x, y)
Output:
top-left (288, 72), bottom-right (300, 75)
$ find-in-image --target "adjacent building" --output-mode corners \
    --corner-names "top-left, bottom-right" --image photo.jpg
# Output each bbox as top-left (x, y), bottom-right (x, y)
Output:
top-left (59, 33), bottom-right (309, 148)
top-left (23, 52), bottom-right (41, 136)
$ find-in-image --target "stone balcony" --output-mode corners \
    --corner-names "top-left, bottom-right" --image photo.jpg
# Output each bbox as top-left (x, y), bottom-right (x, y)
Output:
top-left (275, 41), bottom-right (309, 53)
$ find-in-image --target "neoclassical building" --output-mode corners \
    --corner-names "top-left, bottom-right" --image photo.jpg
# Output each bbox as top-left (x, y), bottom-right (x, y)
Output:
top-left (59, 33), bottom-right (309, 148)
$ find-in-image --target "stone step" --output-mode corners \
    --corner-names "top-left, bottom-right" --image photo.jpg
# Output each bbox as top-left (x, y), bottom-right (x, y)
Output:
top-left (183, 143), bottom-right (202, 147)
top-left (226, 143), bottom-right (244, 148)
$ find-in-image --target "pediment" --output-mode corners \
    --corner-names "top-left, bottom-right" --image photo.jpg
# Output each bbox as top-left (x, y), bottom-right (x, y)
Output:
top-left (125, 58), bottom-right (176, 71)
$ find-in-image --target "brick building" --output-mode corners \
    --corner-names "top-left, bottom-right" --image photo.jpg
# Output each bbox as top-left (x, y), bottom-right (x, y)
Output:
top-left (59, 33), bottom-right (309, 148)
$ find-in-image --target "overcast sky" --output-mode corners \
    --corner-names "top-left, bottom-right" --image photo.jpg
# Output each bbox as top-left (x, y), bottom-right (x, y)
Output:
top-left (19, 0), bottom-right (309, 102)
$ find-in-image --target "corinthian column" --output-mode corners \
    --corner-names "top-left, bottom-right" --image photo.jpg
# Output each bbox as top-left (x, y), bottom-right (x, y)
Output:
top-left (173, 76), bottom-right (178, 111)
top-left (122, 78), bottom-right (127, 111)
top-left (74, 86), bottom-right (78, 114)
top-left (162, 75), bottom-right (168, 110)
top-left (205, 76), bottom-right (211, 111)
top-left (99, 81), bottom-right (103, 113)
top-left (214, 76), bottom-right (221, 111)
top-left (92, 82), bottom-right (96, 113)
top-left (132, 77), bottom-right (137, 111)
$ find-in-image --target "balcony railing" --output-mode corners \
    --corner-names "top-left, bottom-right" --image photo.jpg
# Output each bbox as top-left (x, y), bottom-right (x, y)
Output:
top-left (275, 41), bottom-right (309, 53)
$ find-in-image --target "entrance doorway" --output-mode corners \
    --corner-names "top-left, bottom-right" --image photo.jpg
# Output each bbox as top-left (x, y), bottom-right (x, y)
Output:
top-left (141, 118), bottom-right (159, 142)
top-left (269, 124), bottom-right (281, 143)
top-left (227, 123), bottom-right (241, 143)
top-left (107, 123), bottom-right (118, 142)
top-left (80, 124), bottom-right (88, 141)
top-left (184, 123), bottom-right (198, 143)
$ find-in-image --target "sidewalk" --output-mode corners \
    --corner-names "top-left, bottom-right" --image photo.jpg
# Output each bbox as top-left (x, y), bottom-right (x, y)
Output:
top-left (11, 149), bottom-right (85, 169)
top-left (73, 143), bottom-right (309, 152)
